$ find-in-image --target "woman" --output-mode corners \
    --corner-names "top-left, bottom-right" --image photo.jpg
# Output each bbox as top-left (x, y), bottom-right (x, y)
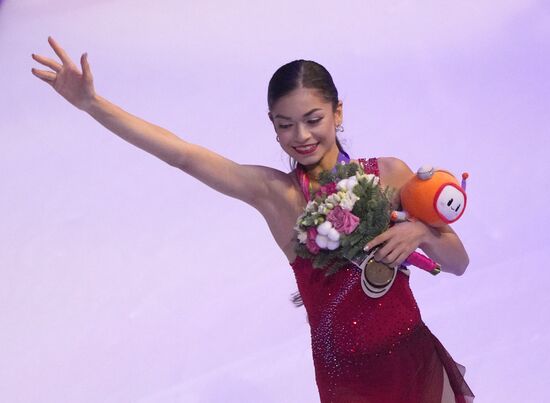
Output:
top-left (32, 36), bottom-right (474, 402)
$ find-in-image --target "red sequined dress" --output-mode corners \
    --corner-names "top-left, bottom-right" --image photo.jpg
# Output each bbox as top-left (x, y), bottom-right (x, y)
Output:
top-left (290, 157), bottom-right (474, 403)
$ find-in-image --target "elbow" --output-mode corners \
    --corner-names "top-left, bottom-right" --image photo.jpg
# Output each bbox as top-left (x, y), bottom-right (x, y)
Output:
top-left (441, 254), bottom-right (469, 276)
top-left (169, 155), bottom-right (185, 170)
top-left (453, 255), bottom-right (470, 276)
top-left (454, 266), bottom-right (467, 277)
top-left (169, 147), bottom-right (190, 171)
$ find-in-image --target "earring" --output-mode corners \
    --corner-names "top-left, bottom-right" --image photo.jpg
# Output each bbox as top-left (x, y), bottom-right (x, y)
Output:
top-left (276, 135), bottom-right (280, 142)
top-left (336, 124), bottom-right (344, 133)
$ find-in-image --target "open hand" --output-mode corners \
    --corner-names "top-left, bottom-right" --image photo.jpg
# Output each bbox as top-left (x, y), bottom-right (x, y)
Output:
top-left (31, 36), bottom-right (96, 111)
top-left (364, 220), bottom-right (430, 268)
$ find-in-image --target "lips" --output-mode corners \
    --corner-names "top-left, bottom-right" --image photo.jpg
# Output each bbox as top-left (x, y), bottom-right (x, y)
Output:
top-left (293, 143), bottom-right (319, 155)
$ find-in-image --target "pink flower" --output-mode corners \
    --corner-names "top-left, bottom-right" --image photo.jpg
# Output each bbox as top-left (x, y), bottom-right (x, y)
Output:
top-left (306, 227), bottom-right (320, 254)
top-left (327, 206), bottom-right (360, 235)
top-left (316, 182), bottom-right (338, 197)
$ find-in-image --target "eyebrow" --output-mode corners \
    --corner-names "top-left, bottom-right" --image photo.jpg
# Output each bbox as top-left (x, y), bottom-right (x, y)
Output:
top-left (274, 108), bottom-right (322, 120)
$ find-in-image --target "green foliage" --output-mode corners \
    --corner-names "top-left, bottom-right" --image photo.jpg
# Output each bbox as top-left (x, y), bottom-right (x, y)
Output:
top-left (312, 251), bottom-right (334, 269)
top-left (318, 161), bottom-right (362, 185)
top-left (294, 162), bottom-right (396, 276)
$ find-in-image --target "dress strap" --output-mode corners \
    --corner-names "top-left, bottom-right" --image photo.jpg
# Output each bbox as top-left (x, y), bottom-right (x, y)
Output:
top-left (295, 165), bottom-right (311, 202)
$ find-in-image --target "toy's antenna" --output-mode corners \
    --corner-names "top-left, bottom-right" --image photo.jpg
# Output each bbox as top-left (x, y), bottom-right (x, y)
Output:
top-left (461, 173), bottom-right (469, 191)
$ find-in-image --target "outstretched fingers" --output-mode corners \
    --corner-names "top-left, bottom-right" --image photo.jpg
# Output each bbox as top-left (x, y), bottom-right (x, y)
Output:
top-left (48, 36), bottom-right (72, 65)
top-left (31, 53), bottom-right (62, 72)
top-left (31, 68), bottom-right (56, 84)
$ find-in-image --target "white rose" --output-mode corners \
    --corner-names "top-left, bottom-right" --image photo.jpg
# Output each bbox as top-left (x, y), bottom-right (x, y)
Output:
top-left (346, 176), bottom-right (358, 191)
top-left (337, 178), bottom-right (348, 191)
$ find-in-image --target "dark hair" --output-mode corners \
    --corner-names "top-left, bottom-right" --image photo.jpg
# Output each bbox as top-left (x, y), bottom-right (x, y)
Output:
top-left (267, 60), bottom-right (347, 169)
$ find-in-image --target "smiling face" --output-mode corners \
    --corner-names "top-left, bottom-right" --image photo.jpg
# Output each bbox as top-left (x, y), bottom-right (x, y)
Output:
top-left (269, 86), bottom-right (343, 172)
top-left (435, 184), bottom-right (466, 223)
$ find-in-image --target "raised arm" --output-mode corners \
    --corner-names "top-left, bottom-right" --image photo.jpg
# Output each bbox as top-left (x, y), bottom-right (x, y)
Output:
top-left (31, 37), bottom-right (279, 207)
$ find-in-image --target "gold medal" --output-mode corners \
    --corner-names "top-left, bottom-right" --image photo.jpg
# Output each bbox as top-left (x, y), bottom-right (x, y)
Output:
top-left (364, 259), bottom-right (394, 287)
top-left (356, 248), bottom-right (399, 298)
top-left (351, 246), bottom-right (402, 298)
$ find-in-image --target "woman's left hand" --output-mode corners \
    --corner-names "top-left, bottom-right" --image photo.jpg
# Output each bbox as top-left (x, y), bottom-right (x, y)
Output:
top-left (364, 221), bottom-right (431, 268)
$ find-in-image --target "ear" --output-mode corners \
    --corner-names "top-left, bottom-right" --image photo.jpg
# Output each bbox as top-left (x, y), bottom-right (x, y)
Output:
top-left (268, 111), bottom-right (274, 122)
top-left (335, 100), bottom-right (343, 126)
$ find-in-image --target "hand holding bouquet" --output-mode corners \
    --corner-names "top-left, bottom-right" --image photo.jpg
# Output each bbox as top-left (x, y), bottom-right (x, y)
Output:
top-left (294, 161), bottom-right (440, 278)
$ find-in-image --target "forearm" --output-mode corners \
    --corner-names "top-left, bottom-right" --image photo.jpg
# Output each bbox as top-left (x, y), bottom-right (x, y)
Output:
top-left (85, 94), bottom-right (186, 166)
top-left (419, 225), bottom-right (469, 276)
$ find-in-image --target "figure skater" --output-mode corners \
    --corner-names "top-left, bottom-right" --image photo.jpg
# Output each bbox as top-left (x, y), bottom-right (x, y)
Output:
top-left (31, 36), bottom-right (474, 403)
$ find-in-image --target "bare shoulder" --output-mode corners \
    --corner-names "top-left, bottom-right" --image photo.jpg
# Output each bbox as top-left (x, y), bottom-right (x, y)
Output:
top-left (251, 164), bottom-right (294, 187)
top-left (259, 165), bottom-right (300, 195)
top-left (377, 156), bottom-right (415, 190)
top-left (252, 165), bottom-right (303, 211)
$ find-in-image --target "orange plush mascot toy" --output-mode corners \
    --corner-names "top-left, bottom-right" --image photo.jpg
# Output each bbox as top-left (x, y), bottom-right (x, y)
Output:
top-left (393, 165), bottom-right (469, 274)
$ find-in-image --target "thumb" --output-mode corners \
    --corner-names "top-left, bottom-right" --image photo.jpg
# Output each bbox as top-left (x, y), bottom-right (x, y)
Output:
top-left (81, 52), bottom-right (93, 81)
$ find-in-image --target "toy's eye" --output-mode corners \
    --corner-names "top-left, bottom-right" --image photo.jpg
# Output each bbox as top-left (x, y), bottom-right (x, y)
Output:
top-left (447, 198), bottom-right (454, 207)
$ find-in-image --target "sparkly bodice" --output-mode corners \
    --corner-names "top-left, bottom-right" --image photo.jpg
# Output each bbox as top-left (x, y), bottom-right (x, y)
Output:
top-left (289, 157), bottom-right (474, 403)
top-left (291, 252), bottom-right (422, 351)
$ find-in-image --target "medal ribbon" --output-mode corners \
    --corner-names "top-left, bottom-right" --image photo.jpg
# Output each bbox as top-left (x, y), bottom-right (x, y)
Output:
top-left (297, 150), bottom-right (350, 200)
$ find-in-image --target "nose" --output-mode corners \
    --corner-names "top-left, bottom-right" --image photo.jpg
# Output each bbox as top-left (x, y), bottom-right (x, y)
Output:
top-left (294, 122), bottom-right (310, 142)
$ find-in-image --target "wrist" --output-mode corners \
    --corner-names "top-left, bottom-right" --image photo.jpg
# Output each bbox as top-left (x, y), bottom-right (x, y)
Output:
top-left (416, 220), bottom-right (435, 249)
top-left (82, 93), bottom-right (101, 114)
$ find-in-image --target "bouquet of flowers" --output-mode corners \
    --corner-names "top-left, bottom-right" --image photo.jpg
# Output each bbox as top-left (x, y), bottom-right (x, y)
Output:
top-left (294, 162), bottom-right (394, 276)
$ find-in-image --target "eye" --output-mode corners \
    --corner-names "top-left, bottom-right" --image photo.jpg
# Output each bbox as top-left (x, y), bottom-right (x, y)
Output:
top-left (447, 198), bottom-right (454, 207)
top-left (307, 117), bottom-right (323, 125)
top-left (278, 123), bottom-right (293, 129)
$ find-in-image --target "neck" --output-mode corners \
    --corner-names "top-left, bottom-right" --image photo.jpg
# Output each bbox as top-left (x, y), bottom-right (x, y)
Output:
top-left (302, 144), bottom-right (341, 181)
